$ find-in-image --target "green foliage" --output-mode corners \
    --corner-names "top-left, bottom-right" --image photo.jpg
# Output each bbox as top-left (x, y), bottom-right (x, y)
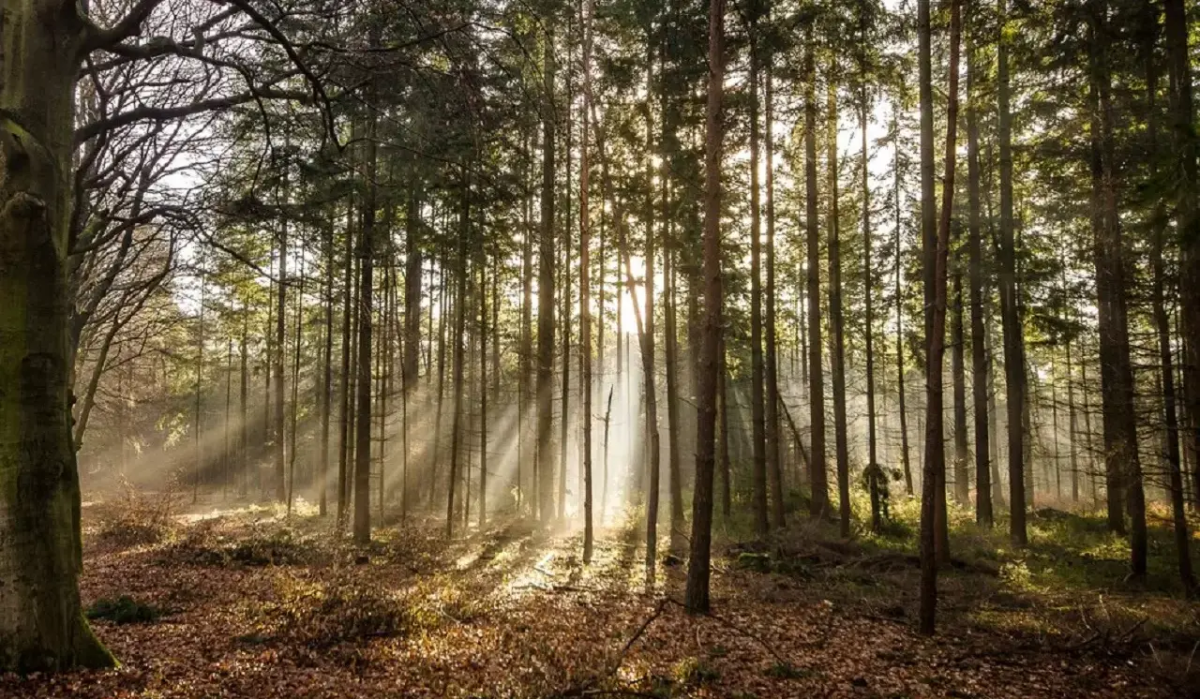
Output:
top-left (672, 656), bottom-right (720, 687)
top-left (765, 661), bottom-right (813, 680)
top-left (169, 526), bottom-right (319, 567)
top-left (86, 596), bottom-right (162, 625)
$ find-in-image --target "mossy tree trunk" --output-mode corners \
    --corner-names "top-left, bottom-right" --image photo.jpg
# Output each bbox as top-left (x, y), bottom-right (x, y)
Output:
top-left (0, 0), bottom-right (116, 672)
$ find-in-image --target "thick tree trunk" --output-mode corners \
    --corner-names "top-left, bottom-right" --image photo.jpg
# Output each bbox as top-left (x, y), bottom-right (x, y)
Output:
top-left (0, 0), bottom-right (115, 671)
top-left (685, 0), bottom-right (725, 614)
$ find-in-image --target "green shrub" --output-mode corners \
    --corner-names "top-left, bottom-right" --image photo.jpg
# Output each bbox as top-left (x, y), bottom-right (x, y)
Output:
top-left (674, 656), bottom-right (720, 686)
top-left (86, 596), bottom-right (162, 625)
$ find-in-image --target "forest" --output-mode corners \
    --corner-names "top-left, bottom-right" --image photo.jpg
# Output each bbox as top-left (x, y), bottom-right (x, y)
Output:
top-left (2, 0), bottom-right (1200, 696)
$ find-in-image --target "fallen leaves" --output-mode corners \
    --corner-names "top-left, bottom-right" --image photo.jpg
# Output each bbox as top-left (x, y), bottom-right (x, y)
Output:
top-left (0, 505), bottom-right (1185, 699)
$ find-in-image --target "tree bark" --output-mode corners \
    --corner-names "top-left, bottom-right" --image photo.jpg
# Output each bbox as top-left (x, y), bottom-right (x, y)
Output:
top-left (765, 48), bottom-right (785, 530)
top-left (580, 0), bottom-right (595, 563)
top-left (893, 110), bottom-right (914, 498)
top-left (0, 0), bottom-right (116, 671)
top-left (1164, 0), bottom-right (1200, 524)
top-left (1146, 20), bottom-right (1194, 592)
top-left (353, 58), bottom-right (380, 543)
top-left (997, 0), bottom-right (1027, 546)
top-left (827, 69), bottom-right (851, 538)
top-left (966, 14), bottom-right (992, 526)
top-left (274, 168), bottom-right (287, 503)
top-left (1088, 1), bottom-right (1146, 575)
top-left (537, 27), bottom-right (558, 525)
top-left (920, 0), bottom-right (960, 636)
top-left (860, 69), bottom-right (880, 532)
top-left (685, 0), bottom-right (725, 614)
top-left (805, 32), bottom-right (830, 518)
top-left (748, 16), bottom-right (768, 540)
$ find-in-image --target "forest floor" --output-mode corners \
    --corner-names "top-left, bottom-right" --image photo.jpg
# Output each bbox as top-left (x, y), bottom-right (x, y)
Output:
top-left (2, 490), bottom-right (1197, 698)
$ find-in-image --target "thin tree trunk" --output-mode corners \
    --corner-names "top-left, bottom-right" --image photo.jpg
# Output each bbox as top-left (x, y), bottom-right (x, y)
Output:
top-left (827, 69), bottom-right (851, 537)
top-left (1147, 7), bottom-right (1189, 587)
top-left (998, 0), bottom-right (1027, 546)
top-left (431, 262), bottom-right (448, 508)
top-left (685, 0), bottom-right (725, 614)
top-left (195, 276), bottom-right (205, 504)
top-left (580, 0), bottom-right (594, 562)
top-left (805, 33), bottom-right (830, 518)
top-left (480, 262), bottom-right (489, 529)
top-left (287, 243), bottom-right (305, 516)
top-left (952, 247), bottom-right (969, 505)
top-left (447, 191), bottom-right (470, 538)
top-left (240, 311), bottom-right (250, 498)
top-left (1165, 0), bottom-right (1200, 530)
top-left (893, 108), bottom-right (914, 497)
top-left (274, 171), bottom-right (288, 503)
top-left (861, 74), bottom-right (880, 532)
top-left (354, 63), bottom-right (381, 544)
top-left (966, 15), bottom-right (992, 526)
top-left (748, 17), bottom-right (768, 540)
top-left (338, 195), bottom-right (355, 524)
top-left (1089, 1), bottom-right (1145, 574)
top-left (538, 27), bottom-right (558, 525)
top-left (920, 0), bottom-right (960, 636)
top-left (764, 54), bottom-right (785, 529)
top-left (559, 55), bottom-right (574, 524)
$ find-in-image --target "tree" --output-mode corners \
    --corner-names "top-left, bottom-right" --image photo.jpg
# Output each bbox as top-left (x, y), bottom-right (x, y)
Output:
top-left (997, 0), bottom-right (1027, 546)
top-left (1087, 0), bottom-right (1145, 577)
top-left (919, 0), bottom-right (961, 636)
top-left (747, 3), bottom-right (768, 540)
top-left (580, 0), bottom-right (595, 564)
top-left (965, 2), bottom-right (992, 527)
top-left (804, 27), bottom-right (830, 519)
top-left (537, 25), bottom-right (558, 525)
top-left (828, 56), bottom-right (852, 538)
top-left (1164, 0), bottom-right (1200, 519)
top-left (685, 0), bottom-right (726, 615)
